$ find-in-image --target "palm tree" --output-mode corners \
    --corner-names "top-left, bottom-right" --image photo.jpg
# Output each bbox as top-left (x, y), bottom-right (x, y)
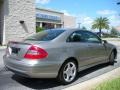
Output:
top-left (92, 17), bottom-right (109, 38)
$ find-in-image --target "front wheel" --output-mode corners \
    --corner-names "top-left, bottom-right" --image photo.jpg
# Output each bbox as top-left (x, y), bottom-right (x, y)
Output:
top-left (109, 51), bottom-right (115, 65)
top-left (57, 60), bottom-right (77, 84)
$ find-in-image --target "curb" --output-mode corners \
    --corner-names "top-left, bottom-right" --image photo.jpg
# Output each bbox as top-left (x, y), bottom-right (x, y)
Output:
top-left (63, 67), bottom-right (120, 90)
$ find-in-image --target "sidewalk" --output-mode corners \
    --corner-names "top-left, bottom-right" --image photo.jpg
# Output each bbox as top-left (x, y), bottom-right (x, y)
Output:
top-left (63, 67), bottom-right (120, 90)
top-left (0, 46), bottom-right (6, 71)
top-left (0, 46), bottom-right (6, 50)
top-left (107, 40), bottom-right (120, 47)
top-left (102, 38), bottom-right (120, 41)
top-left (103, 38), bottom-right (120, 47)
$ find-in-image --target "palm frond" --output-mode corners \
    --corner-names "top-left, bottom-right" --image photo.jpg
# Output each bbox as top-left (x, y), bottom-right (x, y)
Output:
top-left (92, 17), bottom-right (110, 30)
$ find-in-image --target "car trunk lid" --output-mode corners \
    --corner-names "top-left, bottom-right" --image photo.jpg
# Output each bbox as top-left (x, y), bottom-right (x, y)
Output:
top-left (6, 41), bottom-right (33, 60)
top-left (6, 40), bottom-right (49, 60)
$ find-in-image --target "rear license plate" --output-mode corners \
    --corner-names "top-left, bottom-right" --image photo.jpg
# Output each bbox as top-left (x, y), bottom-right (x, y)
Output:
top-left (11, 47), bottom-right (20, 54)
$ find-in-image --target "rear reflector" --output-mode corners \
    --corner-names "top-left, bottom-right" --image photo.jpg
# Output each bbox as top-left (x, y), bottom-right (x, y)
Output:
top-left (24, 45), bottom-right (48, 59)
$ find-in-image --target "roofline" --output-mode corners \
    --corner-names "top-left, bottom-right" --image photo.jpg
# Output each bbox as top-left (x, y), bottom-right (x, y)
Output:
top-left (36, 7), bottom-right (64, 14)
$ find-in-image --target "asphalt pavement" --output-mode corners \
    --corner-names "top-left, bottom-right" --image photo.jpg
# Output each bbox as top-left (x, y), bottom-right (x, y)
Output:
top-left (0, 46), bottom-right (120, 90)
top-left (0, 49), bottom-right (5, 71)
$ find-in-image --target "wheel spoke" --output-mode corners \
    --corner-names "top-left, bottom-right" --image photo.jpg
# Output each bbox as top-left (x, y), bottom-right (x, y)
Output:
top-left (63, 70), bottom-right (67, 74)
top-left (66, 73), bottom-right (70, 81)
top-left (71, 65), bottom-right (75, 71)
top-left (70, 71), bottom-right (75, 78)
top-left (63, 71), bottom-right (70, 81)
top-left (70, 67), bottom-right (76, 77)
top-left (67, 63), bottom-right (71, 70)
top-left (63, 64), bottom-right (69, 74)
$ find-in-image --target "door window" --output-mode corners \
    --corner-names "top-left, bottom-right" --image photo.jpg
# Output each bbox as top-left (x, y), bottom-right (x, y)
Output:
top-left (67, 31), bottom-right (101, 43)
top-left (67, 32), bottom-right (82, 42)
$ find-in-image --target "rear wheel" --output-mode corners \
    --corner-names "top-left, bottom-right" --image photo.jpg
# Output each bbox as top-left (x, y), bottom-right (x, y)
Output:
top-left (109, 51), bottom-right (115, 65)
top-left (58, 60), bottom-right (77, 84)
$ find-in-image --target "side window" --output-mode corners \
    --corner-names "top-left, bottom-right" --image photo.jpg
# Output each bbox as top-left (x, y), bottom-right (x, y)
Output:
top-left (67, 31), bottom-right (101, 43)
top-left (68, 32), bottom-right (82, 42)
top-left (81, 31), bottom-right (101, 43)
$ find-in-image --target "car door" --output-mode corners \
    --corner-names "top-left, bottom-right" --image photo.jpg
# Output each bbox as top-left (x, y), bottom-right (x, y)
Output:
top-left (67, 31), bottom-right (98, 67)
top-left (79, 31), bottom-right (108, 64)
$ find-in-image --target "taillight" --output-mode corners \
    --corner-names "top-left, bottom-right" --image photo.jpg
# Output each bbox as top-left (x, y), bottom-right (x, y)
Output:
top-left (24, 45), bottom-right (48, 60)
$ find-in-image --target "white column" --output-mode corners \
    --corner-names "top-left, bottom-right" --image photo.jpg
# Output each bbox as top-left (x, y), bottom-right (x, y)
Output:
top-left (54, 24), bottom-right (56, 28)
top-left (40, 22), bottom-right (42, 27)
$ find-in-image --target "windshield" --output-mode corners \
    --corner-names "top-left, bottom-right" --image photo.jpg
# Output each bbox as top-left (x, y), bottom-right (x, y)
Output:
top-left (25, 29), bottom-right (65, 41)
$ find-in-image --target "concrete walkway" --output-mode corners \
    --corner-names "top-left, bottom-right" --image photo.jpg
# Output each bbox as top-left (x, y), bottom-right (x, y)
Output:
top-left (108, 41), bottom-right (120, 47)
top-left (63, 67), bottom-right (120, 90)
top-left (0, 46), bottom-right (6, 50)
top-left (0, 46), bottom-right (6, 71)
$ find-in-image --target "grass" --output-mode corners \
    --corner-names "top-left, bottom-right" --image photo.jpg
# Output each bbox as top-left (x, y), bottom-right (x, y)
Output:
top-left (94, 77), bottom-right (120, 90)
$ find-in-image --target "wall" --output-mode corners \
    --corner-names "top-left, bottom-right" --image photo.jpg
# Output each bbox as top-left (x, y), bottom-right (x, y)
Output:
top-left (64, 15), bottom-right (76, 28)
top-left (4, 0), bottom-right (36, 44)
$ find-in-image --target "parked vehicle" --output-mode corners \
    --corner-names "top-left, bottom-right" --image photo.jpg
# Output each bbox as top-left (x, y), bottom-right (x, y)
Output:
top-left (3, 28), bottom-right (117, 84)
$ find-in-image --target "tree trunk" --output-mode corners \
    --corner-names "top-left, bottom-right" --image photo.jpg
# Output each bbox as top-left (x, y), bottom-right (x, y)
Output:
top-left (99, 28), bottom-right (102, 38)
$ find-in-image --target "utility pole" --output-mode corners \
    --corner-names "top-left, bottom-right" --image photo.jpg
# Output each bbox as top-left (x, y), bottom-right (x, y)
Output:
top-left (62, 22), bottom-right (64, 28)
top-left (78, 23), bottom-right (81, 28)
top-left (117, 2), bottom-right (120, 16)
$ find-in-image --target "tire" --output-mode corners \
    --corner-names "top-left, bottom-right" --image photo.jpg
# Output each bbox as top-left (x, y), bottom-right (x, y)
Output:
top-left (57, 60), bottom-right (77, 85)
top-left (109, 51), bottom-right (115, 65)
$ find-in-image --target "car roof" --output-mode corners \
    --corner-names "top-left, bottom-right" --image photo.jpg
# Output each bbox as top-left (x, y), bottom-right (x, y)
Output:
top-left (49, 28), bottom-right (91, 32)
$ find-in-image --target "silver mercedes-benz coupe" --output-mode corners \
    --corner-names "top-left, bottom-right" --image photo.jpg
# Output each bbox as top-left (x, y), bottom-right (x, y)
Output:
top-left (3, 28), bottom-right (117, 84)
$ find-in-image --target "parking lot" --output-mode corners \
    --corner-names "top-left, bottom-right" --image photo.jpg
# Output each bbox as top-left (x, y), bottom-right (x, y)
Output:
top-left (0, 43), bottom-right (120, 90)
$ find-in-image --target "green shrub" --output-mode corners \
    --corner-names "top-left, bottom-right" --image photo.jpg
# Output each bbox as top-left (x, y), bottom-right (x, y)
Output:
top-left (36, 26), bottom-right (44, 33)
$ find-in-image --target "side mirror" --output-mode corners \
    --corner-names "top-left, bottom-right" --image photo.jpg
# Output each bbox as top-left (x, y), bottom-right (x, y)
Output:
top-left (103, 40), bottom-right (108, 44)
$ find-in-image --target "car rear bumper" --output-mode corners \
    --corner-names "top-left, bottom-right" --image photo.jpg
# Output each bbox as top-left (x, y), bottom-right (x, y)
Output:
top-left (3, 56), bottom-right (60, 78)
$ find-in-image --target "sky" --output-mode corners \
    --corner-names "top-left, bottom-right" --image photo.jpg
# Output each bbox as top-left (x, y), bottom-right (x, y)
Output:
top-left (36, 0), bottom-right (120, 30)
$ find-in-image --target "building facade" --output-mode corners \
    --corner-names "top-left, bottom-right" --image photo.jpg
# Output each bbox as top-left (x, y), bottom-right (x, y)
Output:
top-left (0, 0), bottom-right (76, 45)
top-left (36, 8), bottom-right (64, 29)
top-left (116, 26), bottom-right (120, 32)
top-left (0, 0), bottom-right (36, 45)
top-left (64, 15), bottom-right (76, 28)
top-left (36, 8), bottom-right (76, 29)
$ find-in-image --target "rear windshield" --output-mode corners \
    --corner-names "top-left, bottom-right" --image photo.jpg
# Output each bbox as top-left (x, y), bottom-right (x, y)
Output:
top-left (25, 29), bottom-right (65, 41)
